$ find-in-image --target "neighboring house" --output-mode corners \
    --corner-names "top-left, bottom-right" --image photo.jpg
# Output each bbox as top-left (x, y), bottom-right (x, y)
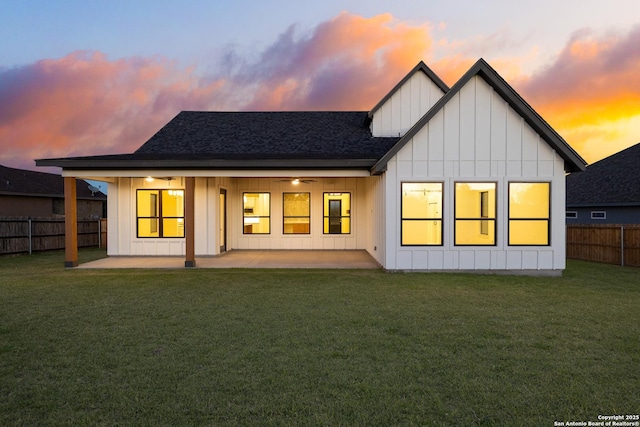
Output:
top-left (37, 59), bottom-right (586, 272)
top-left (0, 164), bottom-right (106, 218)
top-left (566, 141), bottom-right (640, 224)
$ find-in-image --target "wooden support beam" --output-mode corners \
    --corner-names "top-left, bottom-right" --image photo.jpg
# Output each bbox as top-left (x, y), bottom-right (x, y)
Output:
top-left (184, 176), bottom-right (196, 268)
top-left (64, 177), bottom-right (78, 267)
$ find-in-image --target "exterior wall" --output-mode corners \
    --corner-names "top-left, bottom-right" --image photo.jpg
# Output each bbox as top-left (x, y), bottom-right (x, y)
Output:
top-left (566, 206), bottom-right (640, 225)
top-left (234, 177), bottom-right (370, 251)
top-left (0, 195), bottom-right (53, 217)
top-left (371, 71), bottom-right (445, 137)
top-left (107, 176), bottom-right (375, 256)
top-left (383, 76), bottom-right (568, 272)
top-left (0, 195), bottom-right (103, 219)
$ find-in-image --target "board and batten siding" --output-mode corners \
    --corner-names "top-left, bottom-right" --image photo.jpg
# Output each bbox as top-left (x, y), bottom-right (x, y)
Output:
top-left (371, 70), bottom-right (446, 137)
top-left (234, 177), bottom-right (370, 251)
top-left (383, 76), bottom-right (567, 271)
top-left (108, 176), bottom-right (378, 256)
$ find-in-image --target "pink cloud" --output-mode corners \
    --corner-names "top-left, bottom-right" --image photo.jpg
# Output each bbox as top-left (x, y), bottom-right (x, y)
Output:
top-left (1, 12), bottom-right (639, 172)
top-left (0, 51), bottom-right (227, 170)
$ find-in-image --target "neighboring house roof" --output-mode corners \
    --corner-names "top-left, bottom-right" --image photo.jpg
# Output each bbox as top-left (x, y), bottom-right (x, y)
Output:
top-left (567, 141), bottom-right (640, 207)
top-left (0, 164), bottom-right (106, 199)
top-left (368, 61), bottom-right (449, 119)
top-left (371, 59), bottom-right (587, 174)
top-left (37, 112), bottom-right (401, 170)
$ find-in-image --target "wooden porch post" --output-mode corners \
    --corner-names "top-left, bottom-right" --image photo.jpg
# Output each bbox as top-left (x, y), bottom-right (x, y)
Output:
top-left (64, 176), bottom-right (78, 267)
top-left (185, 176), bottom-right (196, 268)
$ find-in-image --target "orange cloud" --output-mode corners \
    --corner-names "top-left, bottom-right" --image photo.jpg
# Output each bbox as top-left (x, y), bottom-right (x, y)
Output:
top-left (239, 11), bottom-right (435, 111)
top-left (518, 26), bottom-right (640, 162)
top-left (1, 13), bottom-right (639, 172)
top-left (0, 51), bottom-right (227, 170)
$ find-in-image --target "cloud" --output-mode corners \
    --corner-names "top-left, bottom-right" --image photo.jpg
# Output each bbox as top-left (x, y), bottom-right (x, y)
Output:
top-left (518, 25), bottom-right (640, 162)
top-left (0, 51), bottom-right (227, 170)
top-left (236, 12), bottom-right (435, 110)
top-left (1, 12), bottom-right (639, 171)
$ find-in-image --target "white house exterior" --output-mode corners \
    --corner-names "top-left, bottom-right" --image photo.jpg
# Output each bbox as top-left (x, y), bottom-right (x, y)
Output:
top-left (38, 59), bottom-right (586, 273)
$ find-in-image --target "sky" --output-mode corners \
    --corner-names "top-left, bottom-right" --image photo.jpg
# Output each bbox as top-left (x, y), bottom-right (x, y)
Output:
top-left (1, 0), bottom-right (640, 174)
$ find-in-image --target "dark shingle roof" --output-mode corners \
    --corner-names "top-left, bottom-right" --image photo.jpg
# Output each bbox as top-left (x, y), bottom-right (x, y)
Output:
top-left (566, 142), bottom-right (640, 206)
top-left (135, 111), bottom-right (399, 160)
top-left (0, 164), bottom-right (106, 199)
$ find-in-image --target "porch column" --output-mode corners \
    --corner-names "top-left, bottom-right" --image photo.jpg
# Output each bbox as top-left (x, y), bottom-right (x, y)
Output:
top-left (184, 176), bottom-right (196, 268)
top-left (64, 176), bottom-right (78, 267)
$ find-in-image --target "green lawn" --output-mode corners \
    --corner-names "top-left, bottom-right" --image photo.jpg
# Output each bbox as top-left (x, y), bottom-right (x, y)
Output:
top-left (1, 249), bottom-right (638, 426)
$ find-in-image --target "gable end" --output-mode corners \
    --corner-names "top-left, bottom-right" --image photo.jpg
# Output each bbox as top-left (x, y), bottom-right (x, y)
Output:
top-left (371, 59), bottom-right (587, 174)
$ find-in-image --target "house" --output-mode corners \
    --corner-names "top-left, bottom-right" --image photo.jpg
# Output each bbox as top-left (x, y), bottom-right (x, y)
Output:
top-left (566, 141), bottom-right (640, 224)
top-left (36, 59), bottom-right (586, 272)
top-left (0, 164), bottom-right (106, 218)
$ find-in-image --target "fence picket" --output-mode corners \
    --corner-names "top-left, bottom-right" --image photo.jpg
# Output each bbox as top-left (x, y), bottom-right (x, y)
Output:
top-left (0, 218), bottom-right (107, 255)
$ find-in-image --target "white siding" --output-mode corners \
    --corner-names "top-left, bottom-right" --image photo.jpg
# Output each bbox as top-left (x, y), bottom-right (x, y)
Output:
top-left (371, 71), bottom-right (445, 137)
top-left (108, 176), bottom-right (376, 256)
top-left (384, 76), bottom-right (568, 272)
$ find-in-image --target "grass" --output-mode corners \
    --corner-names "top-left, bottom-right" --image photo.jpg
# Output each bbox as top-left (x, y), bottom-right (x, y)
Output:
top-left (1, 249), bottom-right (638, 426)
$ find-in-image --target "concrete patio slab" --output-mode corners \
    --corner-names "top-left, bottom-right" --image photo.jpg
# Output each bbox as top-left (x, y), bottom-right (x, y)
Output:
top-left (77, 250), bottom-right (381, 269)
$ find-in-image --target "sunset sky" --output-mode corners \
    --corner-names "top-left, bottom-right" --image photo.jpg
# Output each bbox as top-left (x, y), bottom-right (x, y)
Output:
top-left (1, 0), bottom-right (639, 173)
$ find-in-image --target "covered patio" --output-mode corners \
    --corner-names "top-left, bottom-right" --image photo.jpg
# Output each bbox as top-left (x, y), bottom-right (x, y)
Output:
top-left (77, 250), bottom-right (381, 269)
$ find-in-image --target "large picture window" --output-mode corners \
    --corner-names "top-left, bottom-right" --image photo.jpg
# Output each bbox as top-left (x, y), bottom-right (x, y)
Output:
top-left (455, 182), bottom-right (496, 245)
top-left (283, 192), bottom-right (310, 234)
top-left (323, 193), bottom-right (351, 234)
top-left (243, 193), bottom-right (270, 234)
top-left (509, 182), bottom-right (550, 245)
top-left (401, 183), bottom-right (443, 245)
top-left (137, 189), bottom-right (184, 238)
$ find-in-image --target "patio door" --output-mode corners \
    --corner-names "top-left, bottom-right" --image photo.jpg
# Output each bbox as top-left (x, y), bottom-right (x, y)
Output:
top-left (219, 189), bottom-right (227, 252)
top-left (328, 199), bottom-right (342, 234)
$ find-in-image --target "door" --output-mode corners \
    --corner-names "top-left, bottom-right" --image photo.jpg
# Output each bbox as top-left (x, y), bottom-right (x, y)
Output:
top-left (219, 189), bottom-right (227, 252)
top-left (328, 199), bottom-right (342, 234)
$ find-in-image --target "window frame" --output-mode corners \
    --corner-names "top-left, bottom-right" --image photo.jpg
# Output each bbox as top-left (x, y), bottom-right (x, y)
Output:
top-left (566, 211), bottom-right (578, 219)
top-left (283, 192), bottom-right (311, 235)
top-left (591, 211), bottom-right (606, 220)
top-left (454, 181), bottom-right (497, 246)
top-left (136, 189), bottom-right (185, 238)
top-left (323, 192), bottom-right (351, 235)
top-left (508, 182), bottom-right (551, 246)
top-left (400, 182), bottom-right (444, 246)
top-left (242, 192), bottom-right (271, 235)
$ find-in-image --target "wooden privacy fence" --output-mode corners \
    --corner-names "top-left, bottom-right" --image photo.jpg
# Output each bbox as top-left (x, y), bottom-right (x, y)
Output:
top-left (0, 218), bottom-right (107, 255)
top-left (567, 224), bottom-right (640, 268)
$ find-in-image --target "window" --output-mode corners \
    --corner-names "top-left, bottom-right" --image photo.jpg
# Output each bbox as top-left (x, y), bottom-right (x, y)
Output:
top-left (324, 193), bottom-right (351, 234)
top-left (283, 193), bottom-right (310, 234)
top-left (401, 183), bottom-right (443, 245)
top-left (591, 211), bottom-right (606, 220)
top-left (509, 182), bottom-right (550, 245)
top-left (137, 189), bottom-right (184, 238)
top-left (455, 182), bottom-right (496, 245)
top-left (243, 193), bottom-right (270, 234)
top-left (566, 211), bottom-right (577, 219)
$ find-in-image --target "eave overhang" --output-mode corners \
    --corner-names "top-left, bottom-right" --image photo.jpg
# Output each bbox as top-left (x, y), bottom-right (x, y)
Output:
top-left (36, 157), bottom-right (378, 171)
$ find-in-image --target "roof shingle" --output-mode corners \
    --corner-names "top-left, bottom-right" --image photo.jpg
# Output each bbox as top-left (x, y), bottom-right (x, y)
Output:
top-left (135, 111), bottom-right (400, 160)
top-left (566, 142), bottom-right (640, 206)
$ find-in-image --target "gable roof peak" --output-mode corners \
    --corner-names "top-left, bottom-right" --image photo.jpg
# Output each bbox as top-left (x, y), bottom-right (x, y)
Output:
top-left (368, 60), bottom-right (449, 118)
top-left (371, 58), bottom-right (587, 174)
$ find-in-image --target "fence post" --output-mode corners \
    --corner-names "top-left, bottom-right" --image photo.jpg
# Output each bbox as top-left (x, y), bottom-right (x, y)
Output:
top-left (621, 225), bottom-right (625, 267)
top-left (28, 218), bottom-right (32, 255)
top-left (98, 219), bottom-right (101, 249)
